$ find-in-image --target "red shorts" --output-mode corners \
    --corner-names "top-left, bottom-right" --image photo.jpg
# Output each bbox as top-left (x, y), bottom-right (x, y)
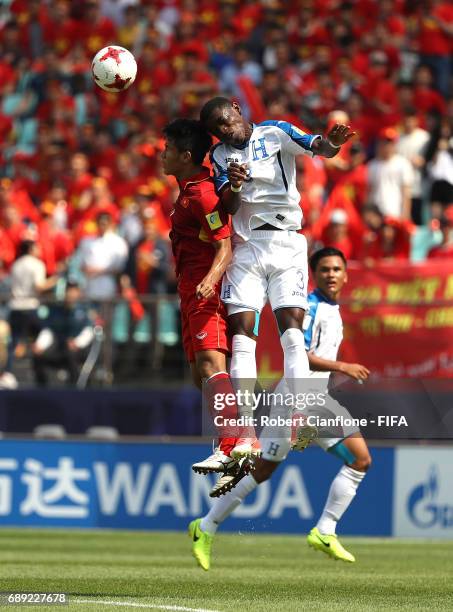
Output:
top-left (179, 287), bottom-right (229, 362)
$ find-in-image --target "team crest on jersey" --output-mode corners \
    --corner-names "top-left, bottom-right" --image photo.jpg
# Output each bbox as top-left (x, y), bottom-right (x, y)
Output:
top-left (180, 197), bottom-right (190, 208)
top-left (206, 211), bottom-right (222, 230)
top-left (251, 137), bottom-right (269, 161)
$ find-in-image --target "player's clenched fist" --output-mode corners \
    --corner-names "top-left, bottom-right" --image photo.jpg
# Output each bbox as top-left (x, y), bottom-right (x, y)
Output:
top-left (227, 162), bottom-right (248, 189)
top-left (196, 275), bottom-right (216, 300)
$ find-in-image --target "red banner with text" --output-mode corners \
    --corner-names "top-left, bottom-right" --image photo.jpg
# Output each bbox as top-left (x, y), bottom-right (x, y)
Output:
top-left (256, 261), bottom-right (453, 379)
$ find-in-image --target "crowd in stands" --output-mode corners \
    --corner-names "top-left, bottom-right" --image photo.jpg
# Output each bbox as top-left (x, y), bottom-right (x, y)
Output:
top-left (0, 0), bottom-right (452, 384)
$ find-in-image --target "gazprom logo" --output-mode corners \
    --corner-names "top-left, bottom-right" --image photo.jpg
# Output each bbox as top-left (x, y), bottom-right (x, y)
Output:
top-left (407, 466), bottom-right (453, 528)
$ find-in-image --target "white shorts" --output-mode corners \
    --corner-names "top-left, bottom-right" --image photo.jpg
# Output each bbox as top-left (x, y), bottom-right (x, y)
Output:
top-left (307, 385), bottom-right (360, 451)
top-left (221, 231), bottom-right (308, 313)
top-left (307, 374), bottom-right (347, 450)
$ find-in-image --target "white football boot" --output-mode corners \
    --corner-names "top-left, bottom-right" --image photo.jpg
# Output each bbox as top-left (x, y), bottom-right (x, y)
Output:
top-left (192, 448), bottom-right (238, 474)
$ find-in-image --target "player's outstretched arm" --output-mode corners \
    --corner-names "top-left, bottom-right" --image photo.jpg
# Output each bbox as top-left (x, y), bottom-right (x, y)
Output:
top-left (218, 162), bottom-right (247, 215)
top-left (311, 123), bottom-right (356, 158)
top-left (196, 237), bottom-right (232, 300)
top-left (308, 352), bottom-right (370, 381)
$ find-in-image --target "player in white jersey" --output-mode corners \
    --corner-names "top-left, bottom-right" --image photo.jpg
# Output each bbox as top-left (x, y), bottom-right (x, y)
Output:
top-left (300, 247), bottom-right (371, 563)
top-left (199, 97), bottom-right (355, 467)
top-left (188, 248), bottom-right (372, 570)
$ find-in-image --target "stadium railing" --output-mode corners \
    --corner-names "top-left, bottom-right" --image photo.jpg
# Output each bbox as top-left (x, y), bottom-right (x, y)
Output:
top-left (0, 294), bottom-right (185, 388)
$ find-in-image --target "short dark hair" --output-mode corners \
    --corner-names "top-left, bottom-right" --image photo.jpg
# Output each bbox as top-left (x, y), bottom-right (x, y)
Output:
top-left (96, 211), bottom-right (112, 222)
top-left (19, 240), bottom-right (36, 257)
top-left (199, 96), bottom-right (232, 126)
top-left (310, 247), bottom-right (347, 271)
top-left (163, 118), bottom-right (212, 165)
top-left (362, 203), bottom-right (383, 217)
top-left (439, 216), bottom-right (451, 230)
top-left (402, 106), bottom-right (417, 118)
top-left (66, 278), bottom-right (80, 289)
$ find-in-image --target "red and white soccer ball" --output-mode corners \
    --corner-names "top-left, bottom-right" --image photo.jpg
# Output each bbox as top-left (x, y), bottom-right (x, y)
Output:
top-left (91, 45), bottom-right (137, 92)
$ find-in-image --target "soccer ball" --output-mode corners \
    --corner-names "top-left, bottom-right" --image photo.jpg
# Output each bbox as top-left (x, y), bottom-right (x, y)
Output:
top-left (91, 45), bottom-right (137, 92)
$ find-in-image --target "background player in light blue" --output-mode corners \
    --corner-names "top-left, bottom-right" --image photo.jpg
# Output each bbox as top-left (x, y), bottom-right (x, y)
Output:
top-left (300, 246), bottom-right (371, 563)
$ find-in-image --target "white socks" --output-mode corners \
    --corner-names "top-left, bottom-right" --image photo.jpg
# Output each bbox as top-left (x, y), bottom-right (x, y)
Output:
top-left (280, 328), bottom-right (310, 407)
top-left (199, 463), bottom-right (366, 537)
top-left (200, 474), bottom-right (258, 534)
top-left (230, 334), bottom-right (257, 421)
top-left (316, 465), bottom-right (366, 535)
top-left (230, 334), bottom-right (257, 380)
top-left (280, 328), bottom-right (310, 379)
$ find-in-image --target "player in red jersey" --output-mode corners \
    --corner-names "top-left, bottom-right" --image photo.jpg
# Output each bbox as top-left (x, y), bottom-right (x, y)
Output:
top-left (162, 119), bottom-right (252, 494)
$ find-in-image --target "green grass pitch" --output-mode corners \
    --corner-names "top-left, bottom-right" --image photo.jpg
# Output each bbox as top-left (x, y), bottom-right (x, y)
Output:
top-left (0, 529), bottom-right (452, 611)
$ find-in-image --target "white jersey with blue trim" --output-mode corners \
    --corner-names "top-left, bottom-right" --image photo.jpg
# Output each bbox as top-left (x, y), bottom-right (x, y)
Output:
top-left (210, 120), bottom-right (321, 241)
top-left (303, 288), bottom-right (343, 379)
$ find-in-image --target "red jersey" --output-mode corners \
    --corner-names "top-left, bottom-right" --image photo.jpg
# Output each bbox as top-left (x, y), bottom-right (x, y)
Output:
top-left (417, 5), bottom-right (453, 56)
top-left (169, 167), bottom-right (230, 285)
top-left (0, 227), bottom-right (16, 271)
top-left (428, 244), bottom-right (453, 259)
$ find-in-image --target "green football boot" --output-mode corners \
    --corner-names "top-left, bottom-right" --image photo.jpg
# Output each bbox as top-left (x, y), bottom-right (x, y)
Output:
top-left (188, 518), bottom-right (214, 571)
top-left (307, 527), bottom-right (355, 563)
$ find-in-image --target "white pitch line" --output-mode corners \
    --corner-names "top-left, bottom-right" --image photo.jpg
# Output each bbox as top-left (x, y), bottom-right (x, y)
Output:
top-left (76, 599), bottom-right (221, 612)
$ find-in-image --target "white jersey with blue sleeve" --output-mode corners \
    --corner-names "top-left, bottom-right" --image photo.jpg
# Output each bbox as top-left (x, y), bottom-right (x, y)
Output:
top-left (303, 289), bottom-right (343, 379)
top-left (210, 120), bottom-right (321, 242)
top-left (302, 288), bottom-right (361, 450)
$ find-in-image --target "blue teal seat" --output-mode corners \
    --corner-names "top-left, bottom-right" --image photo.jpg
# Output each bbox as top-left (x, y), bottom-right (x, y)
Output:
top-left (410, 227), bottom-right (441, 262)
top-left (112, 300), bottom-right (179, 346)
